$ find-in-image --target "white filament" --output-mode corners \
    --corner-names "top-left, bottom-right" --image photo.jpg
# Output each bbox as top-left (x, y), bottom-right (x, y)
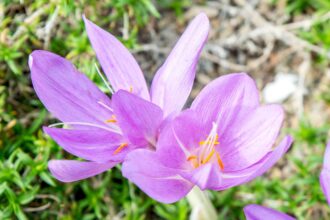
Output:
top-left (97, 101), bottom-right (114, 112)
top-left (94, 63), bottom-right (114, 94)
top-left (48, 121), bottom-right (120, 133)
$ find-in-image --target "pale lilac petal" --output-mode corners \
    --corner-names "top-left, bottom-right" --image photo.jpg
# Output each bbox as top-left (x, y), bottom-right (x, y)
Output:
top-left (244, 204), bottom-right (295, 220)
top-left (122, 149), bottom-right (193, 203)
top-left (181, 163), bottom-right (222, 190)
top-left (192, 73), bottom-right (260, 133)
top-left (320, 142), bottom-right (330, 205)
top-left (242, 135), bottom-right (293, 183)
top-left (220, 105), bottom-right (284, 171)
top-left (112, 90), bottom-right (163, 147)
top-left (181, 136), bottom-right (292, 190)
top-left (151, 13), bottom-right (210, 116)
top-left (48, 160), bottom-right (116, 182)
top-left (44, 127), bottom-right (127, 162)
top-left (83, 16), bottom-right (149, 100)
top-left (29, 50), bottom-right (112, 126)
top-left (172, 109), bottom-right (207, 152)
top-left (156, 120), bottom-right (192, 170)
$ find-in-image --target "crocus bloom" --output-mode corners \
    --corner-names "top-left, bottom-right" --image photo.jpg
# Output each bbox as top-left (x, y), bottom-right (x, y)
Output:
top-left (320, 142), bottom-right (330, 205)
top-left (123, 73), bottom-right (293, 203)
top-left (243, 204), bottom-right (295, 220)
top-left (29, 13), bottom-right (209, 182)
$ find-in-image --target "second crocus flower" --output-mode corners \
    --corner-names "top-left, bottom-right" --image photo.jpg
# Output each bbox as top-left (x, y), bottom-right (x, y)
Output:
top-left (123, 73), bottom-right (293, 203)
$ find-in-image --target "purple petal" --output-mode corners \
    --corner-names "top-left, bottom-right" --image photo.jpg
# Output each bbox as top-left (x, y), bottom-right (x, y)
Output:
top-left (181, 163), bottom-right (222, 190)
top-left (242, 135), bottom-right (293, 182)
top-left (192, 73), bottom-right (260, 133)
top-left (215, 136), bottom-right (293, 190)
top-left (244, 204), bottom-right (295, 220)
top-left (181, 136), bottom-right (292, 190)
top-left (112, 90), bottom-right (163, 147)
top-left (151, 13), bottom-right (209, 116)
top-left (83, 16), bottom-right (149, 100)
top-left (220, 105), bottom-right (284, 171)
top-left (156, 119), bottom-right (192, 170)
top-left (320, 142), bottom-right (330, 205)
top-left (122, 149), bottom-right (193, 203)
top-left (172, 109), bottom-right (207, 152)
top-left (29, 50), bottom-right (113, 126)
top-left (44, 127), bottom-right (128, 162)
top-left (48, 160), bottom-right (116, 182)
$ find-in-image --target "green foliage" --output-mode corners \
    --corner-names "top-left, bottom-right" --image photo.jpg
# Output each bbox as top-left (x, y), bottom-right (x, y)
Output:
top-left (281, 0), bottom-right (330, 14)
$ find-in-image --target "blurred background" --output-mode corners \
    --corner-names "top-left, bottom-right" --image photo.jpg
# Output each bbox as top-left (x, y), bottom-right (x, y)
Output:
top-left (1, 0), bottom-right (330, 219)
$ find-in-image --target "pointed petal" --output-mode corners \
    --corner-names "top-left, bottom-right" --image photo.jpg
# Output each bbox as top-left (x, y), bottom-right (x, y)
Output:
top-left (181, 136), bottom-right (292, 190)
top-left (244, 204), bottom-right (295, 220)
top-left (242, 136), bottom-right (293, 182)
top-left (215, 136), bottom-right (293, 190)
top-left (156, 120), bottom-right (192, 170)
top-left (192, 73), bottom-right (260, 132)
top-left (29, 50), bottom-right (113, 126)
top-left (172, 109), bottom-right (207, 152)
top-left (122, 149), bottom-right (193, 203)
top-left (151, 13), bottom-right (209, 116)
top-left (48, 160), bottom-right (116, 182)
top-left (220, 105), bottom-right (284, 171)
top-left (44, 127), bottom-right (127, 162)
top-left (182, 163), bottom-right (222, 190)
top-left (83, 16), bottom-right (149, 100)
top-left (320, 142), bottom-right (330, 205)
top-left (112, 90), bottom-right (163, 147)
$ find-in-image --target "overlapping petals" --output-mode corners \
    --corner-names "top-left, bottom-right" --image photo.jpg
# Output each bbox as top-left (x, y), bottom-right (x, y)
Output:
top-left (123, 73), bottom-right (293, 202)
top-left (243, 204), bottom-right (295, 220)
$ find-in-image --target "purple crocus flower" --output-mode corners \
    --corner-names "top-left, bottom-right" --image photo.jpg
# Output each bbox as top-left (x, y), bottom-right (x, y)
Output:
top-left (320, 142), bottom-right (330, 205)
top-left (243, 204), bottom-right (295, 220)
top-left (122, 73), bottom-right (293, 203)
top-left (29, 13), bottom-right (209, 182)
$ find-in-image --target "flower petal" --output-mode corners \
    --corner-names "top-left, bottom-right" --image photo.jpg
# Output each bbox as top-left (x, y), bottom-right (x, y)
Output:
top-left (83, 16), bottom-right (149, 100)
top-left (44, 127), bottom-right (128, 162)
top-left (192, 73), bottom-right (260, 132)
top-left (172, 109), bottom-right (207, 153)
top-left (244, 204), bottom-right (295, 220)
top-left (29, 50), bottom-right (113, 126)
top-left (122, 149), bottom-right (193, 203)
top-left (112, 90), bottom-right (163, 147)
top-left (48, 160), bottom-right (116, 182)
top-left (216, 136), bottom-right (293, 190)
top-left (220, 105), bottom-right (284, 171)
top-left (181, 136), bottom-right (292, 190)
top-left (151, 13), bottom-right (209, 116)
top-left (320, 142), bottom-right (330, 205)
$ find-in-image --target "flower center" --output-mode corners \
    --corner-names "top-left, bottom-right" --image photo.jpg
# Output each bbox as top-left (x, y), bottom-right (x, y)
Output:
top-left (187, 122), bottom-right (224, 170)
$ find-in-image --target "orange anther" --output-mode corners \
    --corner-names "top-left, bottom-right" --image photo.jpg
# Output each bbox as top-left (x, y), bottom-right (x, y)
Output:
top-left (113, 143), bottom-right (128, 155)
top-left (216, 152), bottom-right (224, 171)
top-left (106, 115), bottom-right (117, 123)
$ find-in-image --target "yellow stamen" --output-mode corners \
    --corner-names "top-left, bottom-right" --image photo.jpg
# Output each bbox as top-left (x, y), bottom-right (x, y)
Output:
top-left (199, 134), bottom-right (219, 146)
top-left (129, 86), bottom-right (133, 93)
top-left (187, 155), bottom-right (199, 168)
top-left (216, 152), bottom-right (224, 171)
top-left (106, 115), bottom-right (117, 123)
top-left (202, 149), bottom-right (215, 164)
top-left (113, 143), bottom-right (128, 155)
